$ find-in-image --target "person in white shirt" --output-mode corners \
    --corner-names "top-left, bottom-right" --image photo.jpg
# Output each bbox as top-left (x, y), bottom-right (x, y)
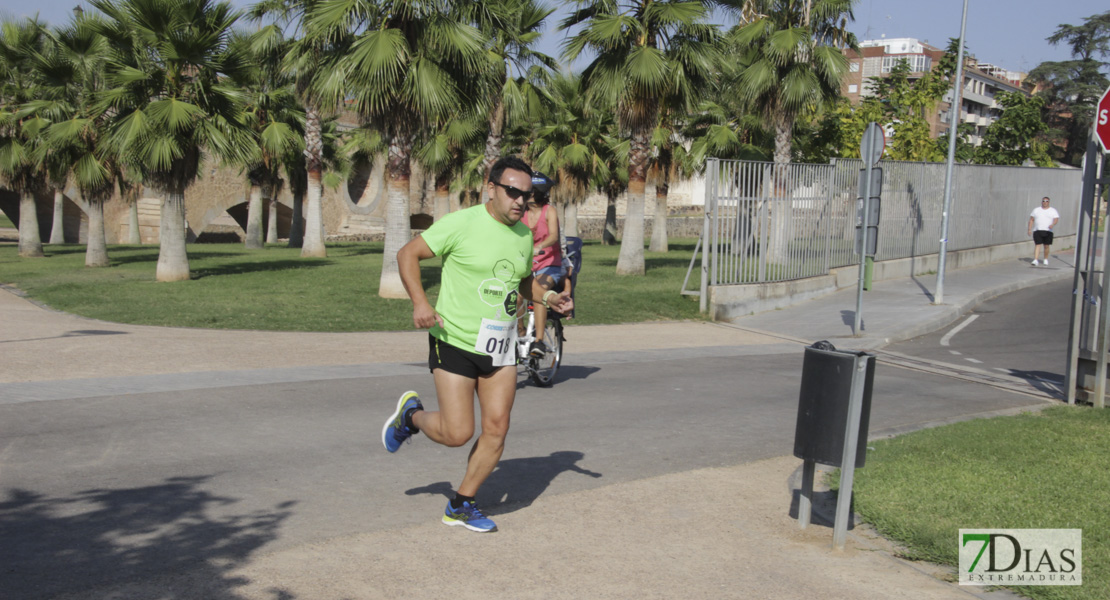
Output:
top-left (1027, 197), bottom-right (1060, 266)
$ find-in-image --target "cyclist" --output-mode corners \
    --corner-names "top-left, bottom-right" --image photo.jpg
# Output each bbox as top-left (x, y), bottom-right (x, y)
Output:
top-left (522, 172), bottom-right (567, 357)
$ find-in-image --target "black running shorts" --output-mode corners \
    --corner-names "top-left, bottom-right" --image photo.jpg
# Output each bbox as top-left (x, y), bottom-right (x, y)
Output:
top-left (428, 334), bottom-right (501, 378)
top-left (1033, 230), bottom-right (1054, 246)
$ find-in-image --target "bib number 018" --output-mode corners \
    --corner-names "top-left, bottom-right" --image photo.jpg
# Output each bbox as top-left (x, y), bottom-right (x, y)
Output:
top-left (485, 336), bottom-right (510, 355)
top-left (475, 318), bottom-right (516, 367)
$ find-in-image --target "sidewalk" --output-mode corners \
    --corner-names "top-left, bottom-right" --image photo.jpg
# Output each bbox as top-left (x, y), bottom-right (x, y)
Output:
top-left (1, 253), bottom-right (1070, 600)
top-left (733, 251), bottom-right (1073, 350)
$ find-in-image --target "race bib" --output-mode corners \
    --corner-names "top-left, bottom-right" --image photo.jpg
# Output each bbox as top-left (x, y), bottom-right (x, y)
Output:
top-left (475, 318), bottom-right (517, 367)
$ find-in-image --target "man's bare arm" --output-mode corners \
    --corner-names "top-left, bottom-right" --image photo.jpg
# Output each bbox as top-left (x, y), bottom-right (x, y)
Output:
top-left (520, 275), bottom-right (574, 314)
top-left (398, 236), bottom-right (443, 329)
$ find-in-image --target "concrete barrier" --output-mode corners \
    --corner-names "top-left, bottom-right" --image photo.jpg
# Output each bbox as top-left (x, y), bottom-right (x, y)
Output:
top-left (707, 236), bottom-right (1074, 321)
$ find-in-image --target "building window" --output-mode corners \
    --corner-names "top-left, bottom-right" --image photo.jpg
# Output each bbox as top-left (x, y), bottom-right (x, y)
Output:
top-left (849, 61), bottom-right (860, 73)
top-left (848, 84), bottom-right (858, 93)
top-left (881, 54), bottom-right (932, 73)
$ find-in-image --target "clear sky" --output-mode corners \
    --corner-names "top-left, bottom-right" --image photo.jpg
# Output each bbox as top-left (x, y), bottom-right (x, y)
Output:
top-left (5, 0), bottom-right (1108, 75)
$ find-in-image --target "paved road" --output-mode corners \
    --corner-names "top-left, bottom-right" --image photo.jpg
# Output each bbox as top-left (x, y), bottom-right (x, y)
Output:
top-left (887, 278), bottom-right (1069, 395)
top-left (0, 257), bottom-right (1069, 600)
top-left (0, 346), bottom-right (1045, 599)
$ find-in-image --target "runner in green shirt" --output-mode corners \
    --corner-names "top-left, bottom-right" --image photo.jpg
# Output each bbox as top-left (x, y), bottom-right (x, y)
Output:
top-left (382, 156), bottom-right (574, 532)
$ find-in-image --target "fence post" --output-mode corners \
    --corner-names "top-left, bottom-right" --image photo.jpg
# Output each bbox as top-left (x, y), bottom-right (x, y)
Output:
top-left (700, 158), bottom-right (718, 313)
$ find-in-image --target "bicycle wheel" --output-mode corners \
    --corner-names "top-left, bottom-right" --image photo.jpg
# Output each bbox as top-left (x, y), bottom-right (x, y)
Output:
top-left (529, 318), bottom-right (562, 387)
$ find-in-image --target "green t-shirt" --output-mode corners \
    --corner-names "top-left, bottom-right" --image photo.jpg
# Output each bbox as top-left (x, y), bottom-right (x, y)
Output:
top-left (421, 204), bottom-right (532, 356)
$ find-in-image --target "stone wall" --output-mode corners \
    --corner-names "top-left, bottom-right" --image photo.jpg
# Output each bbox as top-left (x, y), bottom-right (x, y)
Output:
top-left (1, 161), bottom-right (709, 243)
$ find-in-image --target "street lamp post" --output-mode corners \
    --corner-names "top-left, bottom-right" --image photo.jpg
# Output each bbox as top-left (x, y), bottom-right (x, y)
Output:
top-left (935, 0), bottom-right (970, 305)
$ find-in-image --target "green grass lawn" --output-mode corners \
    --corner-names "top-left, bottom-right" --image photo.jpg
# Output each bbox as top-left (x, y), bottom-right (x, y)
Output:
top-left (0, 213), bottom-right (14, 228)
top-left (849, 405), bottom-right (1108, 600)
top-left (0, 239), bottom-right (706, 331)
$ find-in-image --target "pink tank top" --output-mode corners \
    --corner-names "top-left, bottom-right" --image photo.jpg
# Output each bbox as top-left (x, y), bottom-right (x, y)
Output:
top-left (527, 204), bottom-right (562, 271)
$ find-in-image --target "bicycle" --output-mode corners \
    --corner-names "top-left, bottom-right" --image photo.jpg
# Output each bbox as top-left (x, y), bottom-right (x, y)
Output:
top-left (516, 236), bottom-right (579, 387)
top-left (516, 301), bottom-right (563, 387)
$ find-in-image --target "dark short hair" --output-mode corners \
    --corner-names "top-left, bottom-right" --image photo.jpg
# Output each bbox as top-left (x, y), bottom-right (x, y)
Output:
top-left (489, 156), bottom-right (532, 185)
top-left (1042, 197), bottom-right (1051, 202)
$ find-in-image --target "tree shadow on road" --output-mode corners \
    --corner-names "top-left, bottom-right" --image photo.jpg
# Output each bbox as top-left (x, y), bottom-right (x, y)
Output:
top-left (404, 451), bottom-right (602, 517)
top-left (1002, 369), bottom-right (1065, 400)
top-left (0, 475), bottom-right (296, 600)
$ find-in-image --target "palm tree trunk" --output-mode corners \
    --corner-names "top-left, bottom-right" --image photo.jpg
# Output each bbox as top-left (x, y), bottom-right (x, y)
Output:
top-left (563, 201), bottom-right (579, 238)
top-left (765, 114), bottom-right (795, 264)
top-left (433, 173), bottom-right (451, 221)
top-left (649, 182), bottom-right (669, 252)
top-left (479, 99), bottom-right (505, 204)
top-left (773, 112), bottom-right (792, 166)
top-left (379, 138), bottom-right (413, 299)
top-left (301, 107), bottom-right (326, 258)
top-left (617, 130), bottom-right (650, 275)
top-left (603, 192), bottom-right (618, 245)
top-left (85, 198), bottom-right (109, 267)
top-left (245, 183), bottom-right (264, 249)
top-left (288, 190), bottom-right (304, 248)
top-left (18, 192), bottom-right (44, 258)
top-left (301, 170), bottom-right (326, 257)
top-left (50, 188), bottom-right (65, 244)
top-left (156, 188), bottom-right (190, 281)
top-left (128, 201), bottom-right (141, 244)
top-left (267, 197), bottom-right (279, 242)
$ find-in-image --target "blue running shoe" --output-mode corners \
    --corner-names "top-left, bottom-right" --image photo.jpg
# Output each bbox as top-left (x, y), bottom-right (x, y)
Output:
top-left (382, 391), bottom-right (422, 453)
top-left (442, 500), bottom-right (497, 532)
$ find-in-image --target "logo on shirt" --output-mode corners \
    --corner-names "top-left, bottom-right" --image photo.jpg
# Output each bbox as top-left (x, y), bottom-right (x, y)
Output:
top-left (493, 259), bottom-right (515, 282)
top-left (478, 258), bottom-right (520, 317)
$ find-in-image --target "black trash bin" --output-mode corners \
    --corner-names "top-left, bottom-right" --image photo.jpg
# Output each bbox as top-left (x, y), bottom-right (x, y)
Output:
top-left (793, 344), bottom-right (875, 468)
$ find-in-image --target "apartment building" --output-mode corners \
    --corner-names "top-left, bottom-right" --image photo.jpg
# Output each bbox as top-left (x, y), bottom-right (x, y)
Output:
top-left (841, 37), bottom-right (1030, 146)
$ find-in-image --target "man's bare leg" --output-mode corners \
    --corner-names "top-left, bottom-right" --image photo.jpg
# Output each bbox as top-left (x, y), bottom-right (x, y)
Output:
top-left (531, 273), bottom-right (556, 354)
top-left (533, 303), bottom-right (548, 346)
top-left (457, 365), bottom-right (516, 496)
top-left (412, 369), bottom-right (478, 448)
top-left (409, 365), bottom-right (516, 495)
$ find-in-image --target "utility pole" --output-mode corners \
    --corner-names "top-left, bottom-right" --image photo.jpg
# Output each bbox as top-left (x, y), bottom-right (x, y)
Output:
top-left (935, 0), bottom-right (970, 305)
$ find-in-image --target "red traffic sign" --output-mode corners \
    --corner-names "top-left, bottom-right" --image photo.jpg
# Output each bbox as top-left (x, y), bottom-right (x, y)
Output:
top-left (1098, 86), bottom-right (1110, 153)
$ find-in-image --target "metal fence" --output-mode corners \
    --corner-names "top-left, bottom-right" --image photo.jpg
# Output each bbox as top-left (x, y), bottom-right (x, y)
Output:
top-left (702, 158), bottom-right (1082, 287)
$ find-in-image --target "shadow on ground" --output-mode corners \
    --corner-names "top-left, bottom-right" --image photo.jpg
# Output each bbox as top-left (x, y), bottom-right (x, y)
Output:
top-left (0, 475), bottom-right (296, 599)
top-left (0, 328), bottom-right (128, 345)
top-left (405, 450), bottom-right (602, 517)
top-left (1005, 369), bottom-right (1065, 399)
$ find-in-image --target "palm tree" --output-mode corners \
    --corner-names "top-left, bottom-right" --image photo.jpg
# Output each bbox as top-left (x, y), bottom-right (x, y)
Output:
top-left (32, 13), bottom-right (118, 267)
top-left (415, 115), bottom-right (484, 221)
top-left (596, 133), bottom-right (629, 245)
top-left (562, 0), bottom-right (720, 275)
top-left (279, 107), bottom-right (345, 248)
top-left (0, 17), bottom-right (50, 258)
top-left (728, 0), bottom-right (856, 165)
top-left (93, 0), bottom-right (252, 282)
top-left (646, 116), bottom-right (689, 253)
top-left (529, 72), bottom-right (616, 239)
top-left (307, 0), bottom-right (488, 298)
top-left (234, 30), bottom-right (304, 249)
top-left (473, 0), bottom-right (556, 199)
top-left (248, 0), bottom-right (337, 257)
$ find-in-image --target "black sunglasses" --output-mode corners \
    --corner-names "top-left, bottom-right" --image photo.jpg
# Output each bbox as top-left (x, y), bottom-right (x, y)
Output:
top-left (491, 180), bottom-right (533, 201)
